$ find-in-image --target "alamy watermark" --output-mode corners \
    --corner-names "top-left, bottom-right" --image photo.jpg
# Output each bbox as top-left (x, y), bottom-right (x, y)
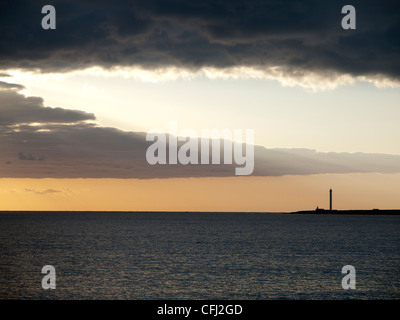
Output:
top-left (41, 5), bottom-right (56, 30)
top-left (41, 265), bottom-right (56, 289)
top-left (341, 5), bottom-right (356, 30)
top-left (41, 5), bottom-right (356, 31)
top-left (341, 265), bottom-right (356, 289)
top-left (146, 121), bottom-right (255, 175)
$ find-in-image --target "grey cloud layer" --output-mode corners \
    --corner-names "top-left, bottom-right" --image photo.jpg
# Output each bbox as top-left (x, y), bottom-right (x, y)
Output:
top-left (0, 89), bottom-right (95, 125)
top-left (0, 81), bottom-right (26, 90)
top-left (1, 84), bottom-right (400, 178)
top-left (0, 0), bottom-right (399, 80)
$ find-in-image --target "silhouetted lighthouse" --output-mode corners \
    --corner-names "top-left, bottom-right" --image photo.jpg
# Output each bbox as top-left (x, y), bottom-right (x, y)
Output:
top-left (329, 188), bottom-right (332, 211)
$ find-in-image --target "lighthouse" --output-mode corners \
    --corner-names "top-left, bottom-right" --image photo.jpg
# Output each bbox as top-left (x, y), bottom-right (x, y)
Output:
top-left (329, 188), bottom-right (332, 211)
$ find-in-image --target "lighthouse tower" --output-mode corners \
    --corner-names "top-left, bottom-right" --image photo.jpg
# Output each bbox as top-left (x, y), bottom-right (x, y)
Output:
top-left (329, 188), bottom-right (332, 211)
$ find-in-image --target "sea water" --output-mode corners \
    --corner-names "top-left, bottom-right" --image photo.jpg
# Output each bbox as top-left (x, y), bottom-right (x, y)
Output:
top-left (0, 212), bottom-right (399, 299)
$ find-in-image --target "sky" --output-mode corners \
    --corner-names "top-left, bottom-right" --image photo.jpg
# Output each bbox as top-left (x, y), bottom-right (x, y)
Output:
top-left (0, 0), bottom-right (399, 211)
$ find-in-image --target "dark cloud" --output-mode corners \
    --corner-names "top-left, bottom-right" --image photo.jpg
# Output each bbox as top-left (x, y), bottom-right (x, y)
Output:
top-left (0, 81), bottom-right (26, 90)
top-left (0, 89), bottom-right (95, 125)
top-left (17, 152), bottom-right (45, 161)
top-left (18, 152), bottom-right (36, 161)
top-left (0, 84), bottom-right (399, 178)
top-left (0, 0), bottom-right (398, 81)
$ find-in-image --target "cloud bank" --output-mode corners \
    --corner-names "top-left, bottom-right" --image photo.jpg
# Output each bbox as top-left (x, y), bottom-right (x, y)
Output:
top-left (1, 83), bottom-right (400, 178)
top-left (0, 0), bottom-right (399, 89)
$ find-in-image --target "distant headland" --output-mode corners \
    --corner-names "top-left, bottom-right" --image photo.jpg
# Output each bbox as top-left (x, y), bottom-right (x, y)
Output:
top-left (292, 209), bottom-right (400, 215)
top-left (293, 188), bottom-right (400, 215)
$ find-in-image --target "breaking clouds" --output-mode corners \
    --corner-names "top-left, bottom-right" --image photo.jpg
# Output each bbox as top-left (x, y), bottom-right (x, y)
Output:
top-left (0, 0), bottom-right (399, 88)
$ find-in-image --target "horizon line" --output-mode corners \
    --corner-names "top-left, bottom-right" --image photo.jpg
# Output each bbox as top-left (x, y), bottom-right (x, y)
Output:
top-left (1, 209), bottom-right (400, 214)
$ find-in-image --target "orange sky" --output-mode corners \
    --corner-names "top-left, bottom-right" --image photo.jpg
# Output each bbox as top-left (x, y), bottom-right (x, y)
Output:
top-left (1, 173), bottom-right (399, 212)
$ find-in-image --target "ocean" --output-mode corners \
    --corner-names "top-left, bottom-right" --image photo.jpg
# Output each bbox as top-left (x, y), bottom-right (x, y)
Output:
top-left (0, 212), bottom-right (399, 299)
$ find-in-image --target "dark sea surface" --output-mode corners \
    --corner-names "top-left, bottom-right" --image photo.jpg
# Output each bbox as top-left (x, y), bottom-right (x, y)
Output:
top-left (0, 212), bottom-right (399, 300)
